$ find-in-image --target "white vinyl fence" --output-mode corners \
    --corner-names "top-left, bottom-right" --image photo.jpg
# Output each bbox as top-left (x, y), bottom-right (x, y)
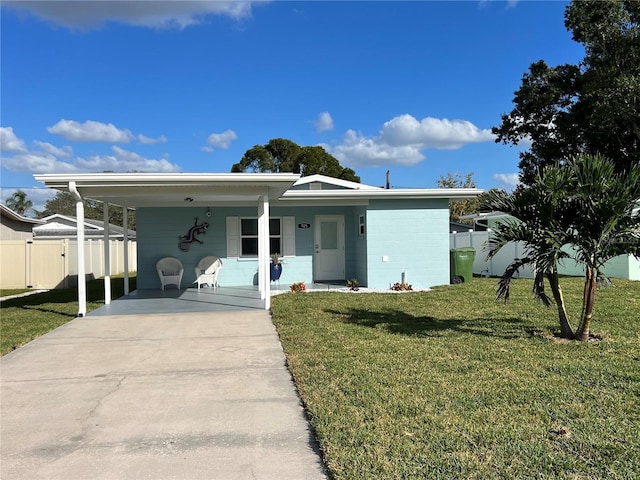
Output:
top-left (449, 231), bottom-right (639, 280)
top-left (0, 239), bottom-right (137, 289)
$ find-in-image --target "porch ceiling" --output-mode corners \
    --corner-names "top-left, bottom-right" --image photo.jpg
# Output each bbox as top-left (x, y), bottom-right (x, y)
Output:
top-left (34, 173), bottom-right (301, 208)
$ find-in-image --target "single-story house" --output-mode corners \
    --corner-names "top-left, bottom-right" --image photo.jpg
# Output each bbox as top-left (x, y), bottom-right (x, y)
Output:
top-left (0, 204), bottom-right (44, 241)
top-left (33, 213), bottom-right (137, 240)
top-left (34, 172), bottom-right (482, 314)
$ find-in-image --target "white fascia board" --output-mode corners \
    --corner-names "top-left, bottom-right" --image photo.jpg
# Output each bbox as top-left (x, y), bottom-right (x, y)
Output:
top-left (34, 172), bottom-right (300, 188)
top-left (281, 188), bottom-right (483, 201)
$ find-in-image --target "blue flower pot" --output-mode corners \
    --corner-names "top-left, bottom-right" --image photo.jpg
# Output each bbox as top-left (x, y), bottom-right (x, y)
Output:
top-left (270, 263), bottom-right (282, 281)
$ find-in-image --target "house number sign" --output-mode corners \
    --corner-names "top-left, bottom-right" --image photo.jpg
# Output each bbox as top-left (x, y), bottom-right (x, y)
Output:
top-left (298, 223), bottom-right (311, 229)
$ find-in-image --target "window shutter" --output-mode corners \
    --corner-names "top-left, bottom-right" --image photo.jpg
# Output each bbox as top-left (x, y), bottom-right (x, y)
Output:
top-left (282, 216), bottom-right (295, 257)
top-left (226, 216), bottom-right (239, 258)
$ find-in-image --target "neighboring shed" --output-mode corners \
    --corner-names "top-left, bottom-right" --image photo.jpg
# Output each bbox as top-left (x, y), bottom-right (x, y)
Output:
top-left (0, 204), bottom-right (44, 241)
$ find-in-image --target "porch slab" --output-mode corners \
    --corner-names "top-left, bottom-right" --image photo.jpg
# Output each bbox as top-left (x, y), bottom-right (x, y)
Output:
top-left (1, 310), bottom-right (327, 480)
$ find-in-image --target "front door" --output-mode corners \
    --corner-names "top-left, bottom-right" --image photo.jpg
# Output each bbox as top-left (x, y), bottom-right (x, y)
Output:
top-left (314, 215), bottom-right (345, 281)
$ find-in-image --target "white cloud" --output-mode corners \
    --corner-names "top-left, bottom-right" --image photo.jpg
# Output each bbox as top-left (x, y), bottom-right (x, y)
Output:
top-left (48, 119), bottom-right (134, 143)
top-left (331, 114), bottom-right (495, 167)
top-left (76, 146), bottom-right (181, 173)
top-left (314, 112), bottom-right (334, 132)
top-left (33, 141), bottom-right (73, 158)
top-left (493, 173), bottom-right (520, 189)
top-left (333, 130), bottom-right (425, 167)
top-left (1, 151), bottom-right (79, 174)
top-left (0, 127), bottom-right (27, 153)
top-left (138, 134), bottom-right (167, 145)
top-left (203, 129), bottom-right (238, 151)
top-left (380, 115), bottom-right (494, 150)
top-left (3, 1), bottom-right (262, 30)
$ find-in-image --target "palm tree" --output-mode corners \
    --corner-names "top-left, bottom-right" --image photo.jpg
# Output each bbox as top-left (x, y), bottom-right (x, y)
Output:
top-left (563, 154), bottom-right (640, 341)
top-left (481, 168), bottom-right (576, 338)
top-left (5, 190), bottom-right (33, 216)
top-left (482, 154), bottom-right (640, 341)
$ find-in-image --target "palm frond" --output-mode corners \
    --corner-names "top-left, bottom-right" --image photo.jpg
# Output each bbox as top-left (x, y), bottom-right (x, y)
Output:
top-left (496, 256), bottom-right (533, 304)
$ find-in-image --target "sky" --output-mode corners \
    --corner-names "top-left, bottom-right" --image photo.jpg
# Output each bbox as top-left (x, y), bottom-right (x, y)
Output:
top-left (0, 0), bottom-right (586, 213)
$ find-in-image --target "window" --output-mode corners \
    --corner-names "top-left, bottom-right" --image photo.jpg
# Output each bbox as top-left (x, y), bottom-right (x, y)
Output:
top-left (359, 214), bottom-right (366, 237)
top-left (240, 218), bottom-right (281, 256)
top-left (227, 216), bottom-right (295, 258)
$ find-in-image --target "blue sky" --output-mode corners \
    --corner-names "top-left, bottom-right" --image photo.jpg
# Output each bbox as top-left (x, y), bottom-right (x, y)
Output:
top-left (1, 1), bottom-right (585, 212)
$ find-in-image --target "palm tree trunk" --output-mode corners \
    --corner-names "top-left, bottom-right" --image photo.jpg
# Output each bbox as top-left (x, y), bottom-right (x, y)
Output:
top-left (576, 266), bottom-right (597, 342)
top-left (546, 272), bottom-right (574, 339)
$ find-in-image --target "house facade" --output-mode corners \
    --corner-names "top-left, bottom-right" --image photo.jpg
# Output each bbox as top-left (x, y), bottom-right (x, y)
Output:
top-left (135, 175), bottom-right (479, 291)
top-left (34, 172), bottom-right (481, 313)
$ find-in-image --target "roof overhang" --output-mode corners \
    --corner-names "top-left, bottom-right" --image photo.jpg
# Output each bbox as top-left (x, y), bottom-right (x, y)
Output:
top-left (0, 204), bottom-right (45, 224)
top-left (34, 173), bottom-right (301, 208)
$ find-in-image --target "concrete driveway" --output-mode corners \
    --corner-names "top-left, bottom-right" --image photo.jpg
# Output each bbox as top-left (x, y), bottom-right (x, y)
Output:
top-left (1, 310), bottom-right (327, 479)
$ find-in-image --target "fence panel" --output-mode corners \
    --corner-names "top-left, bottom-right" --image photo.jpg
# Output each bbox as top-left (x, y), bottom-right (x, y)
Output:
top-left (0, 239), bottom-right (137, 289)
top-left (0, 241), bottom-right (28, 289)
top-left (449, 232), bottom-right (534, 278)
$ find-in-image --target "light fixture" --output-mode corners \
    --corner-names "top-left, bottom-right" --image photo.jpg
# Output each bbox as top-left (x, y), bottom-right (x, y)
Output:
top-left (184, 197), bottom-right (194, 202)
top-left (206, 207), bottom-right (211, 217)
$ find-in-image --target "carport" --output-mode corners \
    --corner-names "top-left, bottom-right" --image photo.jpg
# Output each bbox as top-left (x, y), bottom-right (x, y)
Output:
top-left (34, 173), bottom-right (300, 316)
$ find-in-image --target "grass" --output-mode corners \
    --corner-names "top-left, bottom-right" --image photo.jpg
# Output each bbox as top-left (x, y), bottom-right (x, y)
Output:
top-left (0, 288), bottom-right (33, 297)
top-left (270, 277), bottom-right (640, 479)
top-left (0, 276), bottom-right (136, 355)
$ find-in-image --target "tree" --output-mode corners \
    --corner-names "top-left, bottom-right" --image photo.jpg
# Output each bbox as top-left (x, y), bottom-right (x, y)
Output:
top-left (437, 172), bottom-right (478, 223)
top-left (482, 154), bottom-right (640, 341)
top-left (493, 0), bottom-right (640, 185)
top-left (41, 191), bottom-right (136, 230)
top-left (5, 190), bottom-right (34, 217)
top-left (232, 138), bottom-right (360, 182)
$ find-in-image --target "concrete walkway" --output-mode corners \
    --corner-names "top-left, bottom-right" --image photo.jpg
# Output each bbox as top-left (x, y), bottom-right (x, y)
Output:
top-left (1, 310), bottom-right (328, 479)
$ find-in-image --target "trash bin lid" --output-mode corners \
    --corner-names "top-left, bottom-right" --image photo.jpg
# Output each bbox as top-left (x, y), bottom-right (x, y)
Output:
top-left (450, 247), bottom-right (476, 253)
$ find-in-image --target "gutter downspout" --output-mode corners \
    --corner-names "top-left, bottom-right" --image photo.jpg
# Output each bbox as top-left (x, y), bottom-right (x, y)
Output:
top-left (69, 181), bottom-right (87, 317)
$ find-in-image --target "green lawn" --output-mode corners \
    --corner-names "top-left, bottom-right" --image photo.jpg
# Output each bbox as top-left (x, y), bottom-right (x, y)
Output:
top-left (271, 277), bottom-right (640, 480)
top-left (0, 288), bottom-right (33, 297)
top-left (0, 276), bottom-right (136, 355)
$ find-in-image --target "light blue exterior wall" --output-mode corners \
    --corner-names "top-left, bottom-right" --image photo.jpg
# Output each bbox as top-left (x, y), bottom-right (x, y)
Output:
top-left (365, 199), bottom-right (450, 289)
top-left (137, 204), bottom-right (367, 289)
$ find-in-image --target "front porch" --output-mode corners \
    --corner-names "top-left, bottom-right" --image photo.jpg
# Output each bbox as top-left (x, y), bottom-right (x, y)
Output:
top-left (88, 282), bottom-right (351, 316)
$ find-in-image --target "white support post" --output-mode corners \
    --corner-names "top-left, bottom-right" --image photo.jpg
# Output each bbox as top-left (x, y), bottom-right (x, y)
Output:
top-left (123, 206), bottom-right (129, 295)
top-left (69, 181), bottom-right (86, 317)
top-left (257, 194), bottom-right (271, 309)
top-left (103, 202), bottom-right (111, 304)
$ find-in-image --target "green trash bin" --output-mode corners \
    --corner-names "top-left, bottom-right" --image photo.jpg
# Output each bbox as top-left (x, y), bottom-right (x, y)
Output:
top-left (450, 247), bottom-right (476, 284)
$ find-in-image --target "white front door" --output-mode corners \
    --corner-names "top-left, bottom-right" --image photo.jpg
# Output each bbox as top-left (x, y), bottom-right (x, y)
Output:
top-left (314, 215), bottom-right (345, 281)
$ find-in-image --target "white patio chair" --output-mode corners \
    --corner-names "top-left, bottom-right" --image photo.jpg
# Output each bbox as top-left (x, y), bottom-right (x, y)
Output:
top-left (194, 256), bottom-right (223, 289)
top-left (156, 257), bottom-right (184, 290)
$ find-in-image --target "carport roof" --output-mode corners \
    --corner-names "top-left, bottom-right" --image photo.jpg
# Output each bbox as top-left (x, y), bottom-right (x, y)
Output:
top-left (34, 172), bottom-right (301, 208)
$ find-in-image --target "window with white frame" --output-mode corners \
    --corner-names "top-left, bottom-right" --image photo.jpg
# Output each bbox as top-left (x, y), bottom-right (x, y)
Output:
top-left (227, 216), bottom-right (295, 258)
top-left (240, 218), bottom-right (281, 256)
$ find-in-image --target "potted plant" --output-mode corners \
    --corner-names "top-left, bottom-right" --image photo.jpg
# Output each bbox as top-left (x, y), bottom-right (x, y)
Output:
top-left (270, 253), bottom-right (283, 281)
top-left (290, 281), bottom-right (306, 293)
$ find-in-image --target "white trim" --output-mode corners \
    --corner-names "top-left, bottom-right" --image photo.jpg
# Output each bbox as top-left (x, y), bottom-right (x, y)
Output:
top-left (282, 188), bottom-right (483, 201)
